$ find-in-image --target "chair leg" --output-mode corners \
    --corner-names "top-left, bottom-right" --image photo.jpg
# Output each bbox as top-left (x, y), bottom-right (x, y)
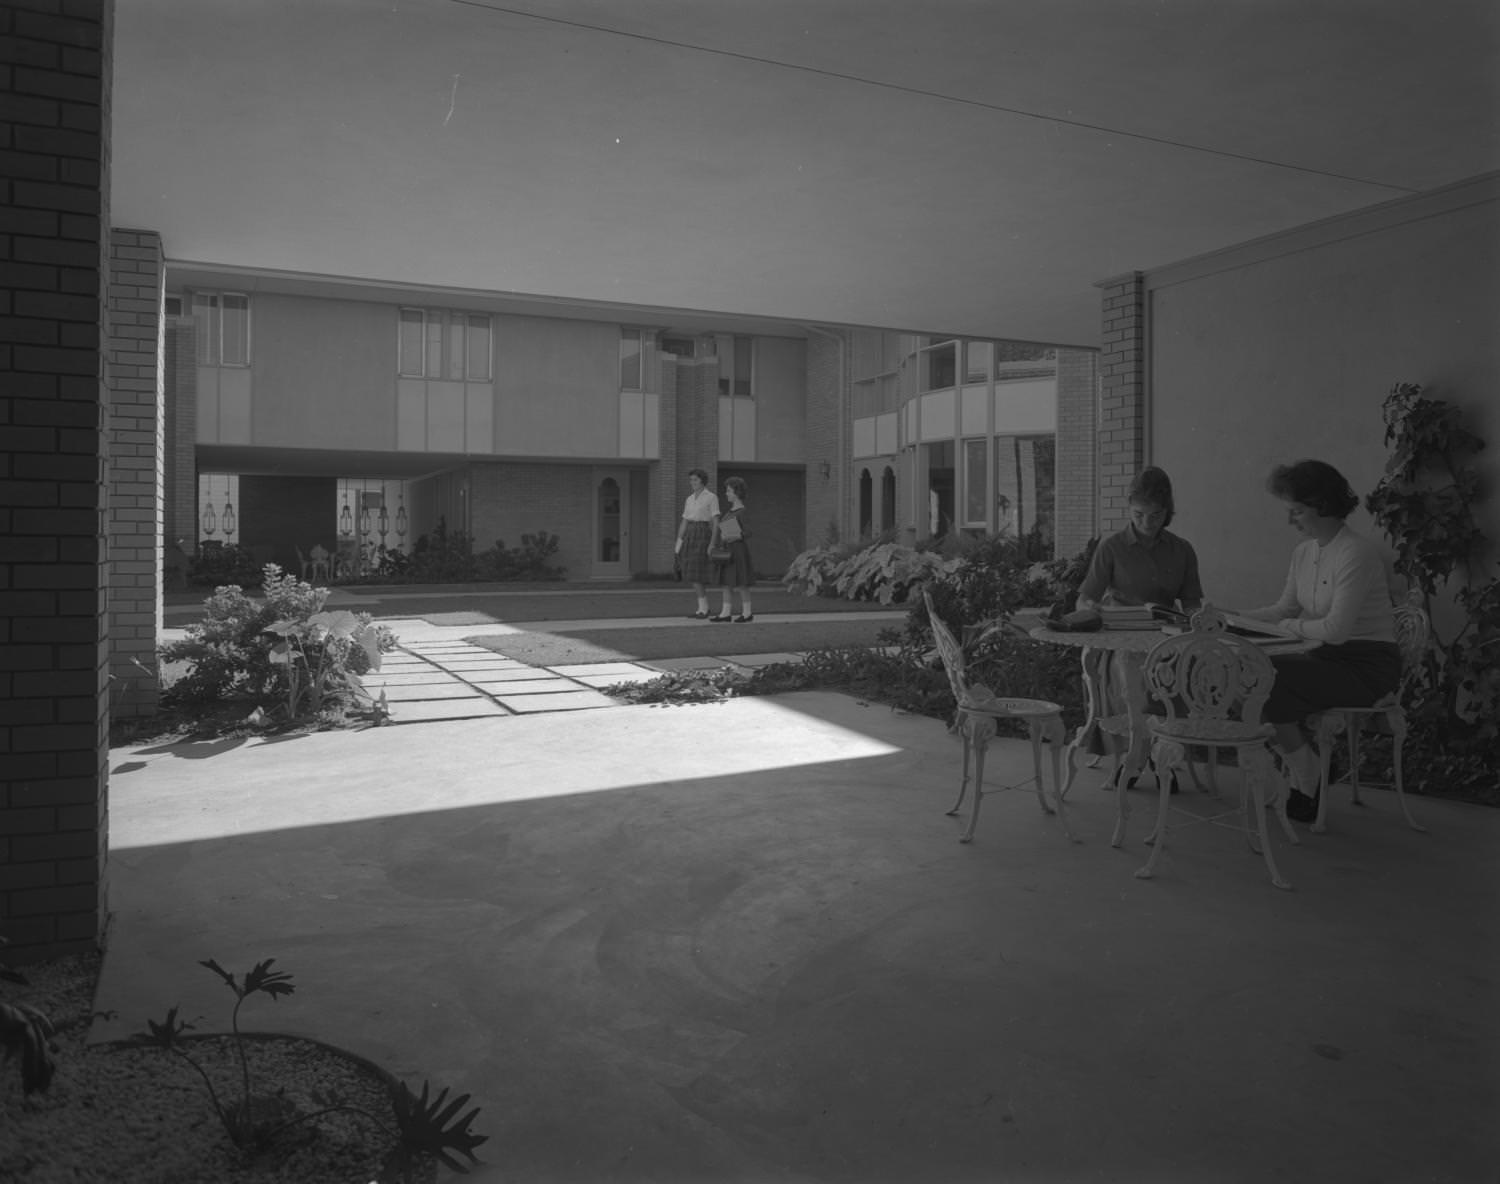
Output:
top-left (945, 713), bottom-right (971, 818)
top-left (960, 726), bottom-right (990, 843)
top-left (1045, 722), bottom-right (1079, 844)
top-left (1135, 740), bottom-right (1178, 880)
top-left (1244, 748), bottom-right (1293, 890)
top-left (1346, 722), bottom-right (1363, 807)
top-left (1388, 710), bottom-right (1428, 834)
top-left (1029, 725), bottom-right (1055, 816)
top-left (1311, 716), bottom-right (1341, 834)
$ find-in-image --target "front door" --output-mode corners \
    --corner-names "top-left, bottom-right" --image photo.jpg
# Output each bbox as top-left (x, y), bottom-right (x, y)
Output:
top-left (591, 468), bottom-right (631, 579)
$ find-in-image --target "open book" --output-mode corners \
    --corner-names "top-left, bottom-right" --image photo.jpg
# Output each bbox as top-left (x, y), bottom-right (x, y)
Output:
top-left (1149, 603), bottom-right (1298, 640)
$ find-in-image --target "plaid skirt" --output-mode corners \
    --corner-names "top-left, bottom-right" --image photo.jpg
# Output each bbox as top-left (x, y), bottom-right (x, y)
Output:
top-left (680, 520), bottom-right (715, 583)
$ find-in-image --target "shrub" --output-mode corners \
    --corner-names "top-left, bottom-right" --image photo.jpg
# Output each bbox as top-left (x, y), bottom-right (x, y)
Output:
top-left (160, 564), bottom-right (397, 722)
top-left (1365, 382), bottom-right (1500, 796)
top-left (475, 531), bottom-right (567, 581)
top-left (187, 543), bottom-right (263, 590)
top-left (406, 520), bottom-right (477, 583)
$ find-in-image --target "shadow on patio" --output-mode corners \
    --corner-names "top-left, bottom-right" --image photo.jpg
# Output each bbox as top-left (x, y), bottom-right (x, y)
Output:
top-left (97, 692), bottom-right (1499, 1182)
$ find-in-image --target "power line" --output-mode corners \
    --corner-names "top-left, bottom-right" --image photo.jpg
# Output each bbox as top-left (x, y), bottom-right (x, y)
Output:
top-left (450, 0), bottom-right (1417, 194)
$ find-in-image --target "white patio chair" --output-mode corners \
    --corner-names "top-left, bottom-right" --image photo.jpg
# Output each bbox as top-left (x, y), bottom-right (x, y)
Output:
top-left (1307, 590), bottom-right (1430, 834)
top-left (1133, 603), bottom-right (1298, 890)
top-left (922, 590), bottom-right (1075, 845)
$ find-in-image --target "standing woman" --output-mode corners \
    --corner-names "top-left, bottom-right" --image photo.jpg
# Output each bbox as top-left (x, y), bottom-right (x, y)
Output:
top-left (675, 468), bottom-right (720, 619)
top-left (1236, 459), bottom-right (1401, 821)
top-left (708, 476), bottom-right (755, 622)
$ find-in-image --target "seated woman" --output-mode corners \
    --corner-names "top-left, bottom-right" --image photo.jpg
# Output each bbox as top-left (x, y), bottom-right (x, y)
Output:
top-left (1077, 466), bottom-right (1203, 613)
top-left (1235, 459), bottom-right (1400, 822)
top-left (1074, 467), bottom-right (1204, 779)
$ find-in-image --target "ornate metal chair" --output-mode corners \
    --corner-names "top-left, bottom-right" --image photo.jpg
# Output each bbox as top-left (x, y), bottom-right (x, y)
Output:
top-left (1307, 591), bottom-right (1430, 834)
top-left (1133, 603), bottom-right (1298, 890)
top-left (922, 590), bottom-right (1075, 845)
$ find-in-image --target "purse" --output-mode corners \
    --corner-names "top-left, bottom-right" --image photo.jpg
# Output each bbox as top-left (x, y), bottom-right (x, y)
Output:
top-left (707, 544), bottom-right (732, 562)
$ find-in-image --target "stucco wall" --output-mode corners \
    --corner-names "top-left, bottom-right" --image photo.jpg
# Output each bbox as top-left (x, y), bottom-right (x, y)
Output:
top-left (1147, 175), bottom-right (1500, 608)
top-left (753, 337), bottom-right (807, 462)
top-left (492, 315), bottom-right (619, 457)
top-left (251, 294), bottom-right (397, 449)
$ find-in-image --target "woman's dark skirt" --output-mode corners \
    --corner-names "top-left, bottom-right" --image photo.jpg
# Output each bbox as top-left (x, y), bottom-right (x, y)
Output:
top-left (1263, 639), bottom-right (1402, 724)
top-left (680, 520), bottom-right (715, 584)
top-left (714, 539), bottom-right (755, 589)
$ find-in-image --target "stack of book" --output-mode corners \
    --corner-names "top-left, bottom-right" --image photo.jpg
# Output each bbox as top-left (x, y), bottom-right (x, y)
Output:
top-left (1098, 604), bottom-right (1161, 630)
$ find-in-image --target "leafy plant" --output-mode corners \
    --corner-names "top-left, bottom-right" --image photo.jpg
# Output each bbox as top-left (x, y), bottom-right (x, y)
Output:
top-left (130, 958), bottom-right (488, 1179)
top-left (1365, 382), bottom-right (1500, 792)
top-left (0, 936), bottom-right (57, 1096)
top-left (407, 519), bottom-right (478, 582)
top-left (265, 609), bottom-right (388, 719)
top-left (160, 564), bottom-right (397, 723)
top-left (187, 542), bottom-right (265, 589)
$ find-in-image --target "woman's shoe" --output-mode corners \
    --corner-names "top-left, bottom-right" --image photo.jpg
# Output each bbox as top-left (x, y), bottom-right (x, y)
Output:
top-left (708, 614), bottom-right (732, 622)
top-left (1285, 789), bottom-right (1320, 823)
top-left (733, 614), bottom-right (754, 623)
top-left (688, 611), bottom-right (709, 620)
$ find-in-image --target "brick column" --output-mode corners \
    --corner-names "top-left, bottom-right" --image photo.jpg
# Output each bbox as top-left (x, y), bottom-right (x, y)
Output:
top-left (1053, 346), bottom-right (1099, 560)
top-left (162, 314), bottom-right (197, 582)
top-left (650, 359), bottom-right (680, 574)
top-left (1097, 272), bottom-right (1146, 532)
top-left (105, 228), bottom-right (164, 717)
top-left (0, 0), bottom-right (114, 962)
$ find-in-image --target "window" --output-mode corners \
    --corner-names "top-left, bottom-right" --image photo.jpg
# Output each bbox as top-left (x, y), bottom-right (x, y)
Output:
top-left (620, 328), bottom-right (642, 390)
top-left (994, 434), bottom-right (1056, 556)
top-left (964, 342), bottom-right (992, 383)
top-left (660, 337), bottom-right (696, 359)
top-left (963, 438), bottom-right (988, 525)
top-left (920, 338), bottom-right (956, 391)
top-left (193, 292), bottom-right (250, 366)
top-left (719, 335), bottom-right (753, 398)
top-left (398, 308), bottom-right (492, 380)
top-left (859, 469), bottom-right (873, 538)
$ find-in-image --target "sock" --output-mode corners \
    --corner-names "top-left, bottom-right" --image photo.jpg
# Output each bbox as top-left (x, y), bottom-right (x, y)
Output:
top-left (1282, 743), bottom-right (1321, 797)
top-left (740, 597), bottom-right (752, 617)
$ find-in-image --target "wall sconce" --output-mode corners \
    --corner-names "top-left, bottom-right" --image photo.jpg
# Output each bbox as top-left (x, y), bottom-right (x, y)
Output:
top-left (819, 461), bottom-right (832, 480)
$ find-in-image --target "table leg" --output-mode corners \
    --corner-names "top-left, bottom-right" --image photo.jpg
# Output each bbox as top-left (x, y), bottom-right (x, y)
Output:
top-left (1059, 646), bottom-right (1107, 801)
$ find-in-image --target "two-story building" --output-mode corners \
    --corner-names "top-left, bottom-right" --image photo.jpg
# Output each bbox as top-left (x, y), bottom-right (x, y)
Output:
top-left (166, 261), bottom-right (1099, 585)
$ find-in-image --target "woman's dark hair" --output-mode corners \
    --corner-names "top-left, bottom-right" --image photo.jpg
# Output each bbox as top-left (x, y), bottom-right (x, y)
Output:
top-left (1266, 460), bottom-right (1359, 519)
top-left (1128, 466), bottom-right (1175, 527)
top-left (724, 476), bottom-right (747, 500)
top-left (687, 467), bottom-right (710, 485)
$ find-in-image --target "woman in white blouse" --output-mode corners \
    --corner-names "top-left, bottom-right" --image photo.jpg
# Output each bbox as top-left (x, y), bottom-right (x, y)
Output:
top-left (674, 468), bottom-right (721, 618)
top-left (1237, 459), bottom-right (1400, 821)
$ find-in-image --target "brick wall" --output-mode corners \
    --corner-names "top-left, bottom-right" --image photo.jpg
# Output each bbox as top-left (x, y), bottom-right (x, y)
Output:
top-left (1097, 272), bottom-right (1146, 532)
top-left (803, 328), bottom-right (845, 546)
top-left (1054, 345), bottom-right (1099, 560)
top-left (0, 0), bottom-right (114, 962)
top-left (105, 228), bottom-right (163, 717)
top-left (467, 461), bottom-right (598, 578)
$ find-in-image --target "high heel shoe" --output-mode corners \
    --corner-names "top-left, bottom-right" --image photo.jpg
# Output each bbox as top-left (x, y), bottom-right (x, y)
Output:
top-left (732, 614), bottom-right (754, 623)
top-left (708, 614), bottom-right (732, 622)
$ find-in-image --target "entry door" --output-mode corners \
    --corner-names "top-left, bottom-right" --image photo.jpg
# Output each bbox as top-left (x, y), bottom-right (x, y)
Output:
top-left (591, 468), bottom-right (631, 579)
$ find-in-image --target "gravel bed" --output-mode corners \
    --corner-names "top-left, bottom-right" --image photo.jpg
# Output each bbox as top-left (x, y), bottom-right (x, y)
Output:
top-left (1, 952), bottom-right (439, 1184)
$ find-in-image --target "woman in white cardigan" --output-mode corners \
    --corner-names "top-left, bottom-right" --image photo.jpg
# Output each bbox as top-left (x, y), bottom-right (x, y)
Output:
top-left (1237, 459), bottom-right (1401, 821)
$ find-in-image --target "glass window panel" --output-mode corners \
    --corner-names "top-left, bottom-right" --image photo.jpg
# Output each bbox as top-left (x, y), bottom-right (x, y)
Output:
top-left (466, 315), bottom-right (491, 380)
top-left (923, 342), bottom-right (956, 391)
top-left (965, 341), bottom-right (992, 383)
top-left (620, 329), bottom-right (641, 390)
top-left (398, 309), bottom-right (424, 376)
top-left (733, 335), bottom-right (751, 398)
top-left (963, 438), bottom-right (987, 524)
top-left (192, 293), bottom-right (217, 365)
top-left (220, 294), bottom-right (248, 365)
top-left (425, 313), bottom-right (443, 378)
top-left (446, 315), bottom-right (465, 380)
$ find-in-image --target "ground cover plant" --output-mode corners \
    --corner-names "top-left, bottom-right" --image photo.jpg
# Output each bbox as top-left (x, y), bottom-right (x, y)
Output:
top-left (341, 521), bottom-right (567, 584)
top-left (129, 958), bottom-right (487, 1181)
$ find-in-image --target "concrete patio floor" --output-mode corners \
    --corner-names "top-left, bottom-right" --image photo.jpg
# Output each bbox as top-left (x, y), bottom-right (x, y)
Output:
top-left (96, 682), bottom-right (1499, 1183)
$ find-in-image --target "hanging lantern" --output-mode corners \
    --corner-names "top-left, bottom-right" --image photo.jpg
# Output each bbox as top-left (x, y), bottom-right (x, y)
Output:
top-left (222, 500), bottom-right (236, 536)
top-left (359, 501), bottom-right (372, 536)
top-left (377, 504), bottom-right (389, 544)
top-left (395, 500), bottom-right (408, 539)
top-left (339, 494), bottom-right (353, 537)
top-left (202, 503), bottom-right (217, 537)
